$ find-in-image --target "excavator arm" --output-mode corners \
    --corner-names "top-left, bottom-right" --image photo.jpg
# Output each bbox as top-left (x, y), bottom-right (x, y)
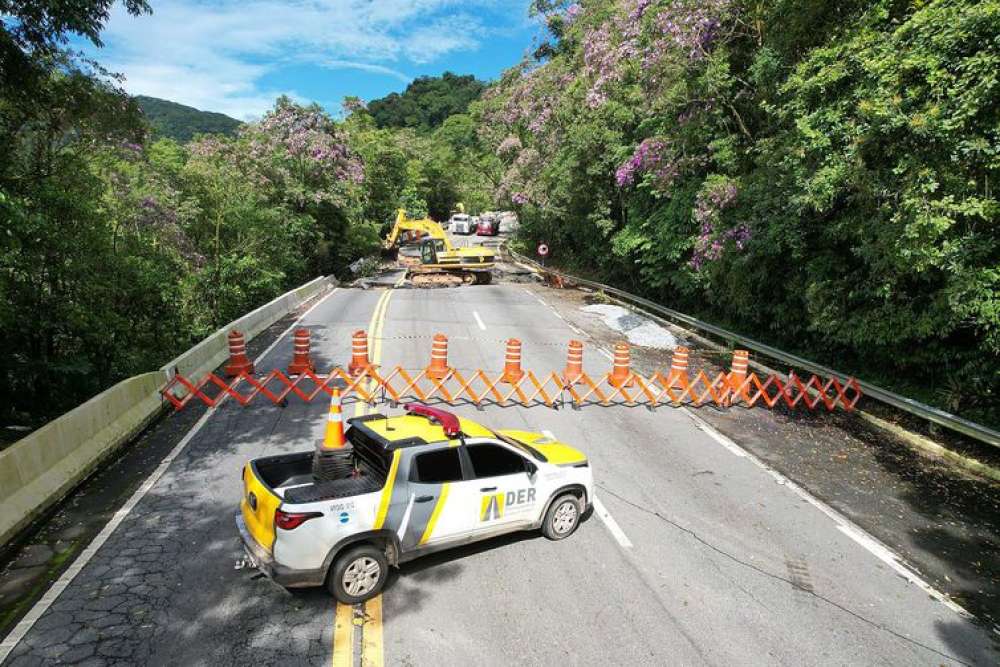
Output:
top-left (384, 208), bottom-right (496, 286)
top-left (384, 209), bottom-right (456, 251)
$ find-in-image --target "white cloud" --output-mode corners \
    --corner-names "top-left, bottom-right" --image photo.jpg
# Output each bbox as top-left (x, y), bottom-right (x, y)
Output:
top-left (88, 0), bottom-right (527, 119)
top-left (322, 61), bottom-right (411, 84)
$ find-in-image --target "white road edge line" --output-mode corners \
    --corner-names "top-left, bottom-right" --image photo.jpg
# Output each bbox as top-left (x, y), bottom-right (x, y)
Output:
top-left (541, 430), bottom-right (632, 550)
top-left (531, 282), bottom-right (969, 618)
top-left (472, 310), bottom-right (486, 331)
top-left (686, 413), bottom-right (746, 458)
top-left (521, 286), bottom-right (551, 309)
top-left (0, 287), bottom-right (339, 662)
top-left (593, 498), bottom-right (634, 549)
top-left (680, 407), bottom-right (971, 618)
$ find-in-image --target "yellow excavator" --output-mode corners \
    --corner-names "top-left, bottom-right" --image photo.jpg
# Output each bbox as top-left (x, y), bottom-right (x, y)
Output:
top-left (384, 209), bottom-right (495, 286)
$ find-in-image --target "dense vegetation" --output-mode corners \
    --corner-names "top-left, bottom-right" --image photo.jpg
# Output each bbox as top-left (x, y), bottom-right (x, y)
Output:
top-left (367, 72), bottom-right (486, 130)
top-left (136, 95), bottom-right (241, 141)
top-left (476, 0), bottom-right (999, 425)
top-left (0, 3), bottom-right (496, 428)
top-left (2, 0), bottom-right (998, 430)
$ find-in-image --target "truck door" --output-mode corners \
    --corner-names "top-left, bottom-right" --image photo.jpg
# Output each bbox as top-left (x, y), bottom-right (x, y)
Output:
top-left (463, 441), bottom-right (538, 532)
top-left (401, 445), bottom-right (476, 550)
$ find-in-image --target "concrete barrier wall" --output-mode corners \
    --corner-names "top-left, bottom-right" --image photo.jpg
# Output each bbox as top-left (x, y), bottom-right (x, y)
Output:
top-left (0, 275), bottom-right (336, 546)
top-left (162, 275), bottom-right (335, 384)
top-left (0, 372), bottom-right (166, 544)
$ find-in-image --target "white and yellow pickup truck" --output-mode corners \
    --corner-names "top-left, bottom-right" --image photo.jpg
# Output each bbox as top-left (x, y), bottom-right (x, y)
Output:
top-left (237, 405), bottom-right (593, 603)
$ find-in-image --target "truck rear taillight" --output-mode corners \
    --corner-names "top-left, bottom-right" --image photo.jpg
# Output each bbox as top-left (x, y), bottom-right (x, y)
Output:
top-left (275, 509), bottom-right (322, 530)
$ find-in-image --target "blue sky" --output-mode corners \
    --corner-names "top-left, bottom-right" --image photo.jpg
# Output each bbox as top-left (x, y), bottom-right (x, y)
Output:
top-left (83, 1), bottom-right (542, 120)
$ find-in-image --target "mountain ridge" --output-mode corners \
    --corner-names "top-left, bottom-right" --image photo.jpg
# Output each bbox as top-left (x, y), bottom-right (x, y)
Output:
top-left (136, 96), bottom-right (242, 142)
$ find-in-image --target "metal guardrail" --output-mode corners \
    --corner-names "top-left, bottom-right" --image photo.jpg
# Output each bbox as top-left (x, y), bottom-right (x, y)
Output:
top-left (507, 248), bottom-right (1000, 448)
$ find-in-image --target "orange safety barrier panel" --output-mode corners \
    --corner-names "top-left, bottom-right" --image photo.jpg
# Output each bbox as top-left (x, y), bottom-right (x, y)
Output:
top-left (161, 337), bottom-right (862, 413)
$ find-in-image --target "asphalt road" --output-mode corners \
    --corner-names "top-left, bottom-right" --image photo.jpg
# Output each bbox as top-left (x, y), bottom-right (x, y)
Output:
top-left (2, 277), bottom-right (996, 665)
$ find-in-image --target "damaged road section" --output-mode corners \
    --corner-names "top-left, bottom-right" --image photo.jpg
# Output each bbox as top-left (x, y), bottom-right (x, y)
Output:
top-left (548, 284), bottom-right (1000, 637)
top-left (581, 304), bottom-right (678, 350)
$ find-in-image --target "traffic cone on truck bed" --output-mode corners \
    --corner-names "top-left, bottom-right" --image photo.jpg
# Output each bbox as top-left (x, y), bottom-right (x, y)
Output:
top-left (313, 387), bottom-right (353, 481)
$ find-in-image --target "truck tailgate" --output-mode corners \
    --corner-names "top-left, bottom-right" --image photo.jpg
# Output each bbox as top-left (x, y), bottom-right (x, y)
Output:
top-left (241, 462), bottom-right (281, 553)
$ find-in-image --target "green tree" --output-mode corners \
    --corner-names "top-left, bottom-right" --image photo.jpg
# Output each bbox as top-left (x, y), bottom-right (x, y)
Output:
top-left (476, 0), bottom-right (1000, 424)
top-left (1, 0), bottom-right (151, 97)
top-left (367, 72), bottom-right (486, 131)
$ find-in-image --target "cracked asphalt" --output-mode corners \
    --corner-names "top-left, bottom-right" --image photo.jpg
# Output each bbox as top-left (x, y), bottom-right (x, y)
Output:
top-left (2, 268), bottom-right (998, 665)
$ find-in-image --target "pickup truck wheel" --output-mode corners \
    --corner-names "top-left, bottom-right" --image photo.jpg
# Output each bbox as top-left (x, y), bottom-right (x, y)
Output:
top-left (328, 545), bottom-right (388, 604)
top-left (542, 494), bottom-right (582, 540)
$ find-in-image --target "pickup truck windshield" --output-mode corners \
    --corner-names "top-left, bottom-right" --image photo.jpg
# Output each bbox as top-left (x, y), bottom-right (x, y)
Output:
top-left (493, 432), bottom-right (548, 462)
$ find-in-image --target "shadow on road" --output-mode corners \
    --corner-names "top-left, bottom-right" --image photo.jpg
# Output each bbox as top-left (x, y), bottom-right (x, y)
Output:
top-left (383, 507), bottom-right (594, 620)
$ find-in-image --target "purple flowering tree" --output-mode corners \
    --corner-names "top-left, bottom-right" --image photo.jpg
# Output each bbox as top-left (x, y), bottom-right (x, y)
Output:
top-left (615, 138), bottom-right (680, 193)
top-left (689, 178), bottom-right (750, 270)
top-left (241, 97), bottom-right (364, 210)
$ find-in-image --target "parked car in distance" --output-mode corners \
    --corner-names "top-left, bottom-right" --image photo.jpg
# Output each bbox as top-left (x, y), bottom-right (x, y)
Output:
top-left (449, 214), bottom-right (473, 235)
top-left (498, 212), bottom-right (519, 234)
top-left (477, 216), bottom-right (500, 236)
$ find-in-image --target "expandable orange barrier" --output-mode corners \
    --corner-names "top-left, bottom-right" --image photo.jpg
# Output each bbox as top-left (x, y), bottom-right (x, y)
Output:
top-left (502, 338), bottom-right (525, 384)
top-left (349, 330), bottom-right (371, 377)
top-left (224, 330), bottom-right (253, 377)
top-left (288, 329), bottom-right (314, 376)
top-left (162, 333), bottom-right (862, 413)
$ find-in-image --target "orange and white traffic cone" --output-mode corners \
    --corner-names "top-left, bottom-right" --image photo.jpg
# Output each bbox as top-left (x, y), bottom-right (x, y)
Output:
top-left (322, 387), bottom-right (346, 450)
top-left (348, 330), bottom-right (372, 377)
top-left (287, 329), bottom-right (314, 376)
top-left (563, 340), bottom-right (584, 386)
top-left (313, 387), bottom-right (352, 481)
top-left (668, 346), bottom-right (690, 391)
top-left (609, 342), bottom-right (635, 388)
top-left (729, 350), bottom-right (749, 405)
top-left (224, 330), bottom-right (254, 377)
top-left (426, 333), bottom-right (451, 380)
top-left (501, 338), bottom-right (525, 384)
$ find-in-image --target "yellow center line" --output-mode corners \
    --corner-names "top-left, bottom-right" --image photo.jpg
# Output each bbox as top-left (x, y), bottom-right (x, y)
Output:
top-left (335, 286), bottom-right (393, 667)
top-left (332, 601), bottom-right (354, 667)
top-left (360, 596), bottom-right (384, 667)
top-left (356, 288), bottom-right (392, 418)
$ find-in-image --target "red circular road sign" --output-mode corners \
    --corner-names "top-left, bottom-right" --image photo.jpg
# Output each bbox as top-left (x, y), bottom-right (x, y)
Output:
top-left (537, 243), bottom-right (549, 257)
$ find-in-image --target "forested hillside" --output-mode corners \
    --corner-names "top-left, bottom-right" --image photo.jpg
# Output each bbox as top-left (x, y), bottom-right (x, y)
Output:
top-left (0, 1), bottom-right (496, 428)
top-left (367, 72), bottom-right (486, 130)
top-left (136, 95), bottom-right (241, 141)
top-left (476, 0), bottom-right (999, 425)
top-left (1, 0), bottom-right (997, 430)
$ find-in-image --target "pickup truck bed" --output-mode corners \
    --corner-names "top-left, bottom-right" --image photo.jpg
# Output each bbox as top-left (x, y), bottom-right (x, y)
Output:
top-left (283, 475), bottom-right (383, 503)
top-left (253, 449), bottom-right (387, 504)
